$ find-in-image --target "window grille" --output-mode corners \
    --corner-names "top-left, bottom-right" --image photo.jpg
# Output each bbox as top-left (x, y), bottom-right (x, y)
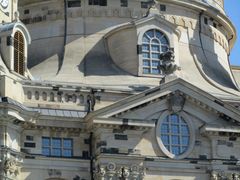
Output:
top-left (160, 114), bottom-right (190, 156)
top-left (14, 31), bottom-right (25, 76)
top-left (142, 29), bottom-right (169, 75)
top-left (42, 137), bottom-right (73, 157)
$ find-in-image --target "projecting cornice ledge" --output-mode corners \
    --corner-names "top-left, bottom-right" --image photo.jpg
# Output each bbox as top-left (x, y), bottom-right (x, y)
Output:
top-left (200, 124), bottom-right (240, 137)
top-left (0, 97), bottom-right (39, 124)
top-left (88, 117), bottom-right (155, 131)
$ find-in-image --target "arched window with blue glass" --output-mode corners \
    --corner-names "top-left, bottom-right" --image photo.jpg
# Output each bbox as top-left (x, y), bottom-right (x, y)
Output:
top-left (142, 29), bottom-right (169, 74)
top-left (160, 114), bottom-right (190, 156)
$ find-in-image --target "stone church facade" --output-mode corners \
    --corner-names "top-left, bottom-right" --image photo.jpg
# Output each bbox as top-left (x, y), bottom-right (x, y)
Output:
top-left (0, 0), bottom-right (240, 179)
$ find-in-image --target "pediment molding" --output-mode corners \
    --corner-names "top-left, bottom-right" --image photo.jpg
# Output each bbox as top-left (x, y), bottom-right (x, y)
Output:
top-left (104, 14), bottom-right (181, 40)
top-left (86, 78), bottom-right (240, 125)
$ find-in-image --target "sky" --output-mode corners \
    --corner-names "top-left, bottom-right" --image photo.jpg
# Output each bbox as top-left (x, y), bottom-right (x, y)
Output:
top-left (225, 1), bottom-right (240, 65)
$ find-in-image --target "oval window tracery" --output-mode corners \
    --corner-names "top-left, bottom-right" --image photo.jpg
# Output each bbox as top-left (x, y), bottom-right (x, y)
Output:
top-left (160, 114), bottom-right (190, 156)
top-left (142, 29), bottom-right (169, 75)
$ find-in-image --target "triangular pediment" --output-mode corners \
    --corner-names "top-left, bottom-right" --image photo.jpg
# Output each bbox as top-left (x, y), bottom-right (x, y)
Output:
top-left (86, 78), bottom-right (240, 125)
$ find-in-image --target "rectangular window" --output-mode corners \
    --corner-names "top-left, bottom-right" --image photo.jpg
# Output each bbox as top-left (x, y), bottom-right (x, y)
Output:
top-left (204, 17), bottom-right (208, 25)
top-left (120, 0), bottom-right (128, 7)
top-left (26, 135), bottom-right (34, 141)
top-left (160, 4), bottom-right (166, 11)
top-left (114, 134), bottom-right (128, 140)
top-left (141, 2), bottom-right (148, 9)
top-left (24, 142), bottom-right (36, 148)
top-left (42, 137), bottom-right (73, 157)
top-left (89, 0), bottom-right (107, 6)
top-left (24, 9), bottom-right (30, 14)
top-left (68, 0), bottom-right (81, 8)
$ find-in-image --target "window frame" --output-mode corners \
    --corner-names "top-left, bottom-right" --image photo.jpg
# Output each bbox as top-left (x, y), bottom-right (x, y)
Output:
top-left (120, 0), bottom-right (128, 7)
top-left (42, 137), bottom-right (73, 158)
top-left (13, 30), bottom-right (25, 76)
top-left (67, 0), bottom-right (81, 8)
top-left (88, 0), bottom-right (107, 6)
top-left (10, 23), bottom-right (31, 78)
top-left (156, 111), bottom-right (195, 159)
top-left (141, 29), bottom-right (170, 75)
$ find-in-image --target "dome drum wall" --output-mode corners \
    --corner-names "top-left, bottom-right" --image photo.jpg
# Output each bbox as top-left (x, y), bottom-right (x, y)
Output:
top-left (16, 0), bottom-right (236, 90)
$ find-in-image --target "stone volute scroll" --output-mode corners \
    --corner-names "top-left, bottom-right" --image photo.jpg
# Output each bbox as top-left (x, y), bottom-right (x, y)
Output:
top-left (168, 91), bottom-right (186, 113)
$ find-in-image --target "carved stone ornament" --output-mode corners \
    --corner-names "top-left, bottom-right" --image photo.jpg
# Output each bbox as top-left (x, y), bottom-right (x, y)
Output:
top-left (168, 91), bottom-right (186, 113)
top-left (106, 162), bottom-right (116, 179)
top-left (122, 167), bottom-right (130, 179)
top-left (3, 158), bottom-right (20, 176)
top-left (210, 170), bottom-right (240, 180)
top-left (130, 165), bottom-right (140, 180)
top-left (158, 48), bottom-right (177, 75)
top-left (94, 163), bottom-right (145, 180)
top-left (48, 169), bottom-right (62, 177)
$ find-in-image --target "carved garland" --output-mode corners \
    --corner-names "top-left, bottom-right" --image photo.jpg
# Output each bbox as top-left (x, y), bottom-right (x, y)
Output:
top-left (95, 162), bottom-right (145, 180)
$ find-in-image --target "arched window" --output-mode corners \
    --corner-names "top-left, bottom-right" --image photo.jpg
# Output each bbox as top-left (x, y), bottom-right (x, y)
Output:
top-left (14, 31), bottom-right (25, 76)
top-left (142, 29), bottom-right (169, 74)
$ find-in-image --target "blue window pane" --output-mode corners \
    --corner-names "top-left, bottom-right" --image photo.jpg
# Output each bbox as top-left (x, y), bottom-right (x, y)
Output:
top-left (152, 61), bottom-right (160, 67)
top-left (171, 125), bottom-right (179, 134)
top-left (160, 36), bottom-right (168, 45)
top-left (182, 146), bottom-right (188, 153)
top-left (143, 68), bottom-right (150, 74)
top-left (172, 135), bottom-right (180, 145)
top-left (182, 136), bottom-right (189, 145)
top-left (152, 39), bottom-right (159, 44)
top-left (52, 148), bottom-right (61, 156)
top-left (143, 60), bottom-right (150, 66)
top-left (152, 53), bottom-right (160, 59)
top-left (52, 138), bottom-right (61, 148)
top-left (42, 147), bottom-right (50, 156)
top-left (42, 137), bottom-right (50, 147)
top-left (63, 139), bottom-right (72, 148)
top-left (161, 45), bottom-right (168, 52)
top-left (142, 44), bottom-right (149, 51)
top-left (171, 114), bottom-right (179, 123)
top-left (161, 135), bottom-right (169, 145)
top-left (163, 116), bottom-right (169, 123)
top-left (143, 35), bottom-right (150, 43)
top-left (172, 146), bottom-right (180, 155)
top-left (160, 114), bottom-right (190, 156)
top-left (63, 149), bottom-right (72, 157)
top-left (156, 31), bottom-right (163, 39)
top-left (146, 30), bottom-right (154, 38)
top-left (152, 69), bottom-right (160, 74)
top-left (161, 124), bottom-right (169, 133)
top-left (142, 29), bottom-right (169, 75)
top-left (181, 125), bottom-right (189, 135)
top-left (180, 117), bottom-right (187, 125)
top-left (151, 45), bottom-right (160, 52)
top-left (142, 52), bottom-right (150, 58)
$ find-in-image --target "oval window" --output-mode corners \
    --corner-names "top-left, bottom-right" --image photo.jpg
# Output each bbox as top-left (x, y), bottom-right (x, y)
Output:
top-left (156, 112), bottom-right (194, 159)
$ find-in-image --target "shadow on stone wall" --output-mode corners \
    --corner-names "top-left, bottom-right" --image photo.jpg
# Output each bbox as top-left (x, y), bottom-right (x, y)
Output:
top-left (187, 15), bottom-right (238, 90)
